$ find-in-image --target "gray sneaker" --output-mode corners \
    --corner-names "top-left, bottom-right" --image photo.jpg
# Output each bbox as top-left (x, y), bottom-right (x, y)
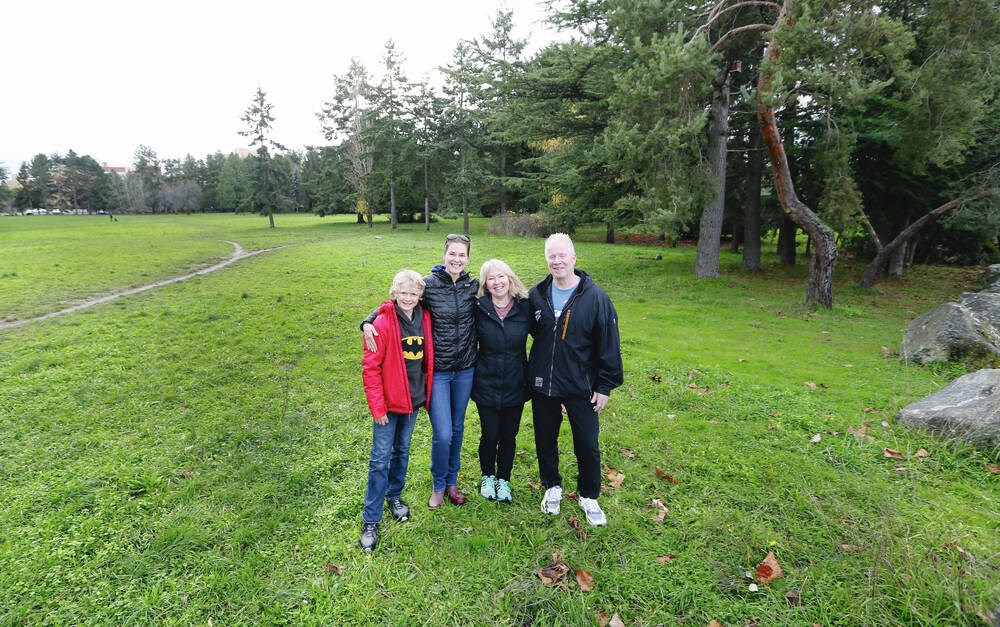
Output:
top-left (541, 485), bottom-right (562, 515)
top-left (386, 497), bottom-right (410, 522)
top-left (480, 475), bottom-right (497, 500)
top-left (578, 497), bottom-right (607, 526)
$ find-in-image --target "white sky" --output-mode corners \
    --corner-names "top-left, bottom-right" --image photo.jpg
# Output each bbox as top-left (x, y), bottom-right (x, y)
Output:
top-left (1, 0), bottom-right (556, 174)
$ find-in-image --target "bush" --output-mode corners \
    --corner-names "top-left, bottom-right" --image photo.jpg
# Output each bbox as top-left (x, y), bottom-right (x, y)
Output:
top-left (486, 212), bottom-right (553, 238)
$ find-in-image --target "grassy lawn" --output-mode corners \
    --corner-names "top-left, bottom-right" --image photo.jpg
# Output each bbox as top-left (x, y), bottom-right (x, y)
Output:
top-left (1, 213), bottom-right (997, 625)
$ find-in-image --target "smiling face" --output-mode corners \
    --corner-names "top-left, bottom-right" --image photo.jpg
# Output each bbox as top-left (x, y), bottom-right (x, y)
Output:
top-left (485, 270), bottom-right (510, 301)
top-left (393, 283), bottom-right (422, 317)
top-left (443, 242), bottom-right (470, 279)
top-left (545, 238), bottom-right (577, 284)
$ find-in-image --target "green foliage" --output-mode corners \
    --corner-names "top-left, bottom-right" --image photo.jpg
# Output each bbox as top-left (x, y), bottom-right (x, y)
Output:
top-left (1, 215), bottom-right (997, 624)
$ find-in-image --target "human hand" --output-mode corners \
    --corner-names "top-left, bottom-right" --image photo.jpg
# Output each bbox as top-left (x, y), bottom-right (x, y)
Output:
top-left (363, 323), bottom-right (378, 353)
top-left (374, 414), bottom-right (388, 425)
top-left (591, 392), bottom-right (610, 412)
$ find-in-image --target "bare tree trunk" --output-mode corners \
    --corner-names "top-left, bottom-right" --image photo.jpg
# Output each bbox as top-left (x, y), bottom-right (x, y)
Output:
top-left (777, 217), bottom-right (797, 265)
top-left (461, 149), bottom-right (469, 235)
top-left (696, 66), bottom-right (731, 278)
top-left (389, 182), bottom-right (398, 229)
top-left (742, 122), bottom-right (764, 270)
top-left (499, 146), bottom-right (507, 215)
top-left (606, 223), bottom-right (615, 244)
top-left (423, 157), bottom-right (430, 231)
top-left (859, 197), bottom-right (971, 289)
top-left (758, 0), bottom-right (837, 308)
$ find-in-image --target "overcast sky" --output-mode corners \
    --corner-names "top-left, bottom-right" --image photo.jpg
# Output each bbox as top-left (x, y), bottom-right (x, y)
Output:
top-left (1, 0), bottom-right (556, 175)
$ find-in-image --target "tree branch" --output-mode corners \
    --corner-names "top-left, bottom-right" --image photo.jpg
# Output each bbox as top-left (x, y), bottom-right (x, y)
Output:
top-left (710, 24), bottom-right (775, 53)
top-left (696, 1), bottom-right (782, 38)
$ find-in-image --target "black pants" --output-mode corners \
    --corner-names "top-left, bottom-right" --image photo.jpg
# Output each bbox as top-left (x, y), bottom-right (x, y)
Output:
top-left (531, 393), bottom-right (601, 499)
top-left (476, 403), bottom-right (524, 481)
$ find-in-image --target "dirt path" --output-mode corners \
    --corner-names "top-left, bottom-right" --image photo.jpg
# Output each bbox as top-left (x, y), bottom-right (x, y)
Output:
top-left (1, 241), bottom-right (280, 331)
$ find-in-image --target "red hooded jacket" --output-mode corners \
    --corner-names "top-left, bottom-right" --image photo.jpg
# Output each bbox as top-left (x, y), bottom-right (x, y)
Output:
top-left (362, 300), bottom-right (434, 419)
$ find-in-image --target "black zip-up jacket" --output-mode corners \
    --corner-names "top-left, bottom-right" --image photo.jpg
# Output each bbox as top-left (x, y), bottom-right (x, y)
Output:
top-left (471, 295), bottom-right (531, 409)
top-left (362, 265), bottom-right (478, 372)
top-left (527, 269), bottom-right (623, 399)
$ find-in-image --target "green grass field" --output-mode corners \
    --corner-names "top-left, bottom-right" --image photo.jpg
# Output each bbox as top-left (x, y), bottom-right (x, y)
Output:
top-left (1, 213), bottom-right (997, 625)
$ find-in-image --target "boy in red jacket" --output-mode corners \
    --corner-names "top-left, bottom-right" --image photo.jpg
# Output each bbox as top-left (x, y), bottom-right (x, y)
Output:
top-left (360, 270), bottom-right (434, 551)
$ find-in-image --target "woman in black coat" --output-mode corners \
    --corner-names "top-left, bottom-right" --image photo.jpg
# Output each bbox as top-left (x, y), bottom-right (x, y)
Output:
top-left (471, 259), bottom-right (532, 503)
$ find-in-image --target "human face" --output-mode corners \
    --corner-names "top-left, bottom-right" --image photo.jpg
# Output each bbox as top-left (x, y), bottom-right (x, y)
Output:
top-left (545, 240), bottom-right (576, 283)
top-left (485, 270), bottom-right (510, 301)
top-left (443, 242), bottom-right (469, 279)
top-left (395, 287), bottom-right (421, 317)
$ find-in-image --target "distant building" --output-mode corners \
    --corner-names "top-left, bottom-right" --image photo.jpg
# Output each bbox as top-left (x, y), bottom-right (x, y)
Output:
top-left (101, 162), bottom-right (130, 176)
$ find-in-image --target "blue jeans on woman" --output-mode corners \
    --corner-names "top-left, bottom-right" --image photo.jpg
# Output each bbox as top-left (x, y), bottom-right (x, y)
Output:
top-left (362, 411), bottom-right (418, 523)
top-left (429, 367), bottom-right (474, 492)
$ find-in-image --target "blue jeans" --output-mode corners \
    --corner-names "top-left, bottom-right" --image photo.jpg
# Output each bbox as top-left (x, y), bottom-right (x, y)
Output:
top-left (362, 411), bottom-right (418, 523)
top-left (428, 367), bottom-right (474, 491)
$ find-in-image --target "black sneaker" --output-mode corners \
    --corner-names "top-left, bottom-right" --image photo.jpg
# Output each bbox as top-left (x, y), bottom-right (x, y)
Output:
top-left (359, 522), bottom-right (379, 551)
top-left (386, 497), bottom-right (410, 522)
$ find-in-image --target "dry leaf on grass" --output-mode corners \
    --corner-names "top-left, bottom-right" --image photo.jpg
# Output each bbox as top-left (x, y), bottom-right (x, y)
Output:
top-left (609, 614), bottom-right (625, 627)
top-left (657, 554), bottom-right (676, 564)
top-left (179, 470), bottom-right (194, 479)
top-left (755, 551), bottom-right (784, 585)
top-left (709, 620), bottom-right (723, 627)
top-left (324, 562), bottom-right (344, 575)
top-left (568, 515), bottom-right (588, 541)
top-left (988, 464), bottom-right (1000, 474)
top-left (576, 568), bottom-right (595, 592)
top-left (538, 552), bottom-right (570, 588)
top-left (914, 448), bottom-right (930, 458)
top-left (606, 468), bottom-right (625, 488)
top-left (848, 424), bottom-right (875, 442)
top-left (527, 478), bottom-right (541, 490)
top-left (651, 498), bottom-right (669, 523)
top-left (655, 467), bottom-right (680, 484)
top-left (804, 381), bottom-right (818, 389)
top-left (785, 589), bottom-right (802, 606)
top-left (883, 448), bottom-right (904, 459)
top-left (621, 448), bottom-right (637, 459)
top-left (810, 433), bottom-right (822, 443)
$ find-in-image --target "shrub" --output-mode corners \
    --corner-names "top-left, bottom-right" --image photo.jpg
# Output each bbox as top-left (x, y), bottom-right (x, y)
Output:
top-left (486, 212), bottom-right (553, 238)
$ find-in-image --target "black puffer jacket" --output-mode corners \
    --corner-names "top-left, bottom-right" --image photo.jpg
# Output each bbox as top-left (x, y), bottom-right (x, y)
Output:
top-left (527, 269), bottom-right (623, 399)
top-left (471, 295), bottom-right (531, 409)
top-left (421, 265), bottom-right (479, 372)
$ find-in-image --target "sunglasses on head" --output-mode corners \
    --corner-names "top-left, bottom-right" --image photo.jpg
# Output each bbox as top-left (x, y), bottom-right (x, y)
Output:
top-left (446, 234), bottom-right (470, 242)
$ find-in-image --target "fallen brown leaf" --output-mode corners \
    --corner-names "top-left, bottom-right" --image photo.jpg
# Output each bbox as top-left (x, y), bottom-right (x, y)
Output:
top-left (893, 466), bottom-right (907, 472)
top-left (516, 450), bottom-right (527, 458)
top-left (785, 589), bottom-right (802, 606)
top-left (804, 381), bottom-right (818, 389)
top-left (621, 448), bottom-right (637, 459)
top-left (914, 448), bottom-right (930, 458)
top-left (528, 478), bottom-right (541, 490)
top-left (881, 346), bottom-right (892, 357)
top-left (179, 470), bottom-right (194, 479)
top-left (988, 464), bottom-right (1000, 474)
top-left (976, 609), bottom-right (995, 625)
top-left (810, 433), bottom-right (822, 443)
top-left (596, 611), bottom-right (610, 627)
top-left (768, 411), bottom-right (780, 417)
top-left (655, 467), bottom-right (680, 484)
top-left (568, 515), bottom-right (588, 541)
top-left (883, 448), bottom-right (904, 459)
top-left (767, 423), bottom-right (781, 430)
top-left (841, 543), bottom-right (857, 553)
top-left (848, 424), bottom-right (875, 442)
top-left (651, 498), bottom-right (668, 523)
top-left (606, 469), bottom-right (625, 489)
top-left (657, 554), bottom-right (676, 564)
top-left (709, 620), bottom-right (723, 627)
top-left (538, 553), bottom-right (570, 588)
top-left (756, 551), bottom-right (785, 585)
top-left (863, 406), bottom-right (875, 413)
top-left (324, 562), bottom-right (343, 575)
top-left (576, 568), bottom-right (595, 592)
top-left (609, 614), bottom-right (625, 627)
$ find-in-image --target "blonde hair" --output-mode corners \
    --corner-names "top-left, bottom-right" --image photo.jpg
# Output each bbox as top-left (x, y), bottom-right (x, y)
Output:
top-left (389, 269), bottom-right (425, 298)
top-left (477, 258), bottom-right (528, 299)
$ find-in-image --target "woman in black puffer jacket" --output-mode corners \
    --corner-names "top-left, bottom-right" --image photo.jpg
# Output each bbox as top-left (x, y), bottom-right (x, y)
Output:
top-left (471, 259), bottom-right (532, 504)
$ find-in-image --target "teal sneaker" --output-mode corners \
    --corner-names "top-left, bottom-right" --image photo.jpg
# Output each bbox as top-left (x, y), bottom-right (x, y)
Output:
top-left (480, 475), bottom-right (497, 500)
top-left (496, 478), bottom-right (512, 503)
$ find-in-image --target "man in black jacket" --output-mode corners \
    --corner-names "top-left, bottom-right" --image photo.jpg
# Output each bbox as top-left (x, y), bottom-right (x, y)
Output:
top-left (528, 233), bottom-right (623, 526)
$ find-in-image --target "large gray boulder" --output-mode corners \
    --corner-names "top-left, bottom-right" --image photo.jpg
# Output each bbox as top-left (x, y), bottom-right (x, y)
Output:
top-left (985, 264), bottom-right (1000, 293)
top-left (900, 302), bottom-right (1000, 367)
top-left (897, 369), bottom-right (1000, 450)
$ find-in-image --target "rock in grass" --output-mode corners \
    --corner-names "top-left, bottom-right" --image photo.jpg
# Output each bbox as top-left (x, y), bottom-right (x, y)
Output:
top-left (983, 264), bottom-right (1000, 293)
top-left (900, 302), bottom-right (1000, 368)
top-left (897, 369), bottom-right (1000, 450)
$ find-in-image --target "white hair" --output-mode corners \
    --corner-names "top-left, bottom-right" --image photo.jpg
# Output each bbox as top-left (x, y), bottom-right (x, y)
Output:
top-left (544, 232), bottom-right (575, 255)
